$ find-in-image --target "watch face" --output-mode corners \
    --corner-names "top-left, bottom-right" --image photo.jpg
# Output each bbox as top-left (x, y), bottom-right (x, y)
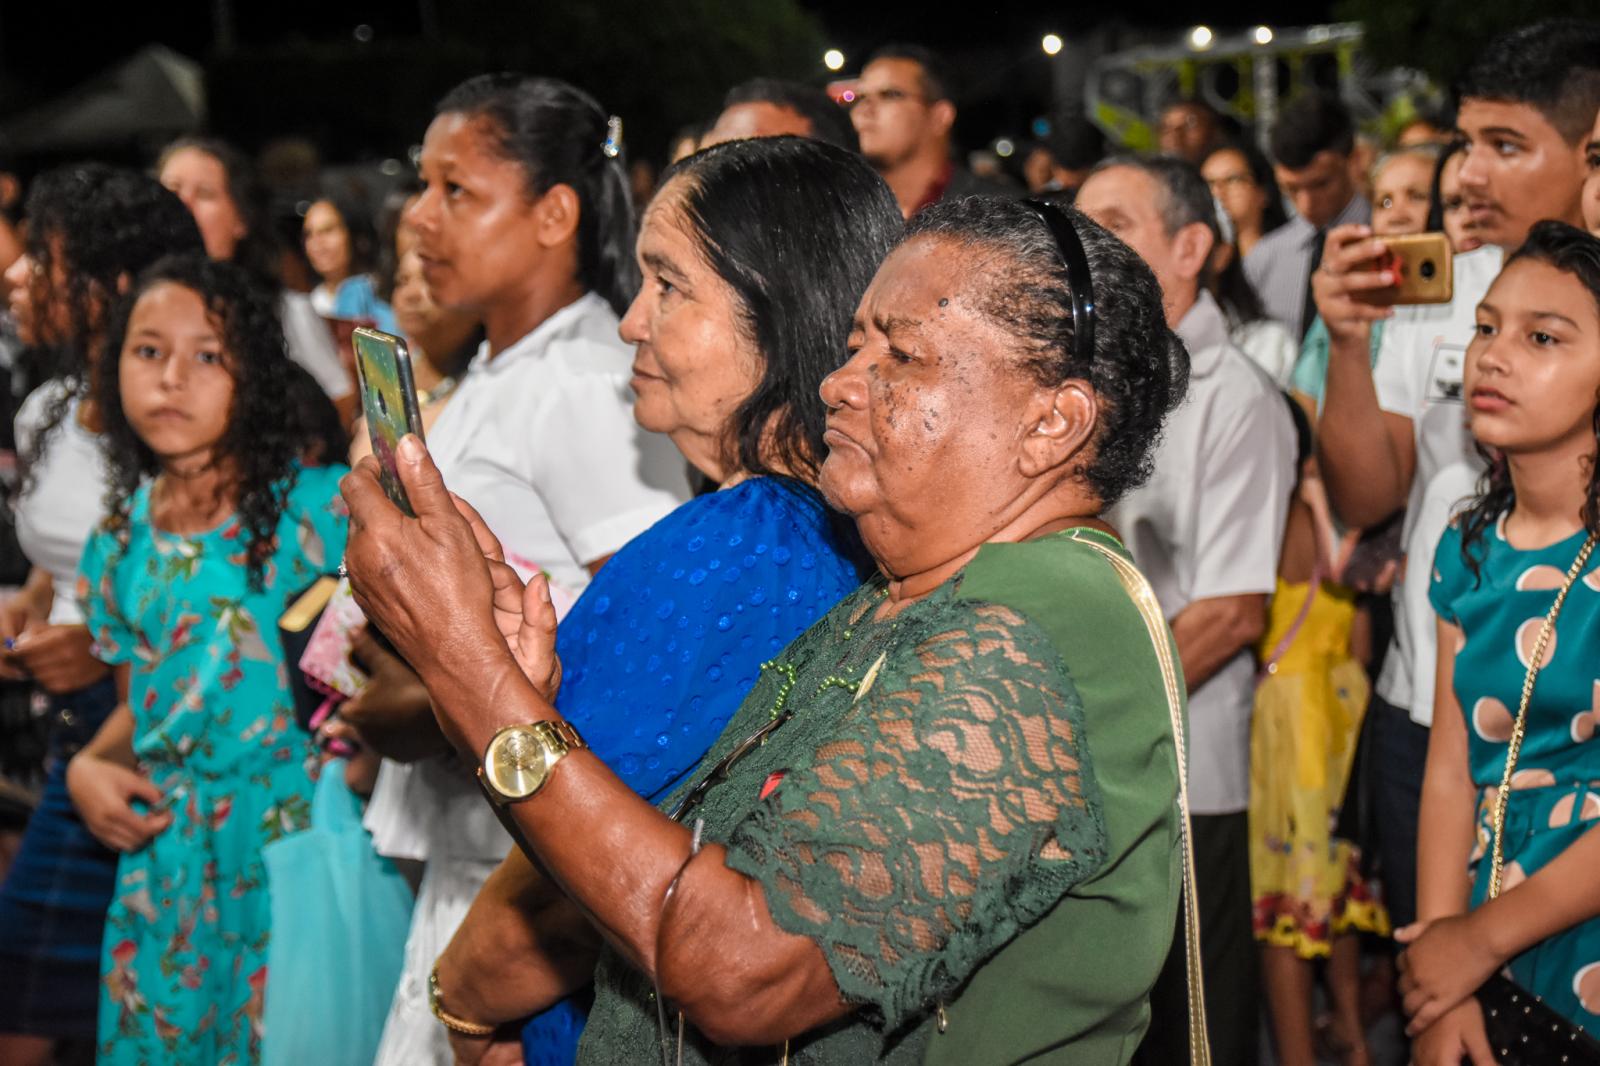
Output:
top-left (488, 728), bottom-right (548, 798)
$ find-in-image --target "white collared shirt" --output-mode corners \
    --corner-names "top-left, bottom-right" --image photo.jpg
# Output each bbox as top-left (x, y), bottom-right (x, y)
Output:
top-left (1109, 290), bottom-right (1296, 814)
top-left (1371, 245), bottom-right (1501, 725)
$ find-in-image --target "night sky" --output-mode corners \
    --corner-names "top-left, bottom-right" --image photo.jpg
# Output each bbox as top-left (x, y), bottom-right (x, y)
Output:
top-left (0, 0), bottom-right (1339, 162)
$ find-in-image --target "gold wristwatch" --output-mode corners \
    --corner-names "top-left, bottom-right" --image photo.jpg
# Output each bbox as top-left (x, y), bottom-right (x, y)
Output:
top-left (477, 720), bottom-right (587, 805)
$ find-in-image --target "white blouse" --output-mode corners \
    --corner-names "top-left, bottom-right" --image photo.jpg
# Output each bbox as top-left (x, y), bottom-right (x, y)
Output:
top-left (12, 381), bottom-right (114, 625)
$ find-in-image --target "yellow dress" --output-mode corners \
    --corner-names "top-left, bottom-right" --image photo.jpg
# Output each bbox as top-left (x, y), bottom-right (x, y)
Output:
top-left (1249, 577), bottom-right (1389, 959)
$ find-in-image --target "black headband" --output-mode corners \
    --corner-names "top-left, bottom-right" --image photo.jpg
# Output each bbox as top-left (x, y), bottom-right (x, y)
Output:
top-left (1021, 198), bottom-right (1096, 363)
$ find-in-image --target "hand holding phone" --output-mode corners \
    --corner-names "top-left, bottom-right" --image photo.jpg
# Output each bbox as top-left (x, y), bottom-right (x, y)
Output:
top-left (353, 328), bottom-right (425, 516)
top-left (1351, 232), bottom-right (1454, 306)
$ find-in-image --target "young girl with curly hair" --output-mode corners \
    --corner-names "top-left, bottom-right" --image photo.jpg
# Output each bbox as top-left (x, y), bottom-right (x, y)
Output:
top-left (0, 165), bottom-right (204, 1066)
top-left (64, 254), bottom-right (347, 1064)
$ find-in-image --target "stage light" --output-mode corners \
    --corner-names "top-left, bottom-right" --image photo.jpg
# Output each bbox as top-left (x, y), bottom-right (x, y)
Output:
top-left (823, 49), bottom-right (845, 71)
top-left (1253, 25), bottom-right (1274, 45)
top-left (1042, 34), bottom-right (1063, 56)
top-left (995, 138), bottom-right (1015, 157)
top-left (1188, 25), bottom-right (1214, 50)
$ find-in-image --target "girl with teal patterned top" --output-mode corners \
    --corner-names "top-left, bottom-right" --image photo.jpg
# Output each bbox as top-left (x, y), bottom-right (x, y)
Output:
top-left (1397, 222), bottom-right (1600, 1063)
top-left (63, 255), bottom-right (348, 1065)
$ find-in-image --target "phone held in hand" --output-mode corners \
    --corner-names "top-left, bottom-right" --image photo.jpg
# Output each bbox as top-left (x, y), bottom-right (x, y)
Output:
top-left (1352, 232), bottom-right (1454, 306)
top-left (353, 327), bottom-right (426, 516)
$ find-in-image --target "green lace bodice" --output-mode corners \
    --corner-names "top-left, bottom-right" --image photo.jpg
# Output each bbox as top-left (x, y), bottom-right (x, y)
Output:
top-left (576, 529), bottom-right (1181, 1066)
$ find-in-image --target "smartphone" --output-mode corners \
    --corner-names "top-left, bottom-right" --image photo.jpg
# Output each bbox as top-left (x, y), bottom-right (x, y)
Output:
top-left (353, 327), bottom-right (425, 516)
top-left (1354, 232), bottom-right (1454, 306)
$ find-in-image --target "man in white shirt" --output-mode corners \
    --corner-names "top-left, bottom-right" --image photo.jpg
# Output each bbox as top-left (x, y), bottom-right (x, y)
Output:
top-left (1313, 18), bottom-right (1600, 933)
top-left (1079, 155), bottom-right (1295, 1066)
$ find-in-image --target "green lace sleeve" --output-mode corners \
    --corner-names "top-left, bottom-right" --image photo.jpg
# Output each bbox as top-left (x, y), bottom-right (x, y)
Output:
top-left (723, 598), bottom-right (1107, 1033)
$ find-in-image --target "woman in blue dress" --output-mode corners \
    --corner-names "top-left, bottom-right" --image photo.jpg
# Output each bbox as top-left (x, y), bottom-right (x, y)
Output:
top-left (412, 137), bottom-right (902, 1065)
top-left (1397, 222), bottom-right (1600, 1061)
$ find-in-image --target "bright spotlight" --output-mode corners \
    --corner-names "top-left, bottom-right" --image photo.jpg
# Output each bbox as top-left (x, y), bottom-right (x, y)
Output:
top-left (1042, 34), bottom-right (1063, 56)
top-left (823, 49), bottom-right (845, 71)
top-left (1188, 25), bottom-right (1214, 50)
top-left (995, 138), bottom-right (1016, 158)
top-left (1253, 25), bottom-right (1274, 45)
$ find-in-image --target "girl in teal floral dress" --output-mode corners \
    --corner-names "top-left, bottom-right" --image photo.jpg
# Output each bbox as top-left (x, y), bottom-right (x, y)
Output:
top-left (64, 255), bottom-right (348, 1065)
top-left (1397, 222), bottom-right (1600, 1062)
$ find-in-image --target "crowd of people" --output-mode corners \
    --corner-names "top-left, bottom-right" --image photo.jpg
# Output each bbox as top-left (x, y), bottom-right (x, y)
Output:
top-left (0, 18), bottom-right (1595, 1066)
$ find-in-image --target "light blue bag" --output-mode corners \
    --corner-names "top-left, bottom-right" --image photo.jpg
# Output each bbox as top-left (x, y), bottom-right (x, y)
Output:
top-left (262, 762), bottom-right (415, 1066)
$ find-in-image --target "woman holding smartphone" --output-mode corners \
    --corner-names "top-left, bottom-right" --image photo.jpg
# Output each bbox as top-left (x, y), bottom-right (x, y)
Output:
top-left (350, 73), bottom-right (689, 1065)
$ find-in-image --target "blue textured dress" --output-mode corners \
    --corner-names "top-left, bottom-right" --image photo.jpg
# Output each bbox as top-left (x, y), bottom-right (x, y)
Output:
top-left (521, 476), bottom-right (870, 1065)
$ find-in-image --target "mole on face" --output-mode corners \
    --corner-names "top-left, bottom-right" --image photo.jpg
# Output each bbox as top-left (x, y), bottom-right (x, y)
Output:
top-left (938, 297), bottom-right (950, 308)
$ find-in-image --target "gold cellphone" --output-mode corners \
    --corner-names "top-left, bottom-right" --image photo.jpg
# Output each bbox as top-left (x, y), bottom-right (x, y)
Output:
top-left (1353, 232), bottom-right (1454, 306)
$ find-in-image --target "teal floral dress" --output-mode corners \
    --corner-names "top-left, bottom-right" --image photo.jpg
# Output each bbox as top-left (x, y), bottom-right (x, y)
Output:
top-left (78, 464), bottom-right (348, 1065)
top-left (1430, 520), bottom-right (1600, 1027)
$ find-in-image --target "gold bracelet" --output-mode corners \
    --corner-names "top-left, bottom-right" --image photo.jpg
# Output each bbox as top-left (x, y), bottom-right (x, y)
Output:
top-left (428, 966), bottom-right (496, 1037)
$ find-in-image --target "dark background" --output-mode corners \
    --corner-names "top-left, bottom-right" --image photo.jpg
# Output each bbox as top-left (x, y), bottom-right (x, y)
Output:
top-left (4, 0), bottom-right (1590, 167)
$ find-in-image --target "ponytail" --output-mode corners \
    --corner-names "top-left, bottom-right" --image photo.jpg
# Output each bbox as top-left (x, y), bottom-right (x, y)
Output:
top-left (435, 74), bottom-right (640, 316)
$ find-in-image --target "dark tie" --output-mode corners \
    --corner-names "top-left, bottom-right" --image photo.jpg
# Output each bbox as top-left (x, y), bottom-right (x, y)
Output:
top-left (1300, 230), bottom-right (1325, 342)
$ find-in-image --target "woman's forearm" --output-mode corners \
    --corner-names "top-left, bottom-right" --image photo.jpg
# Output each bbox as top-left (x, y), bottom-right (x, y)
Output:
top-left (1477, 821), bottom-right (1600, 963)
top-left (17, 566), bottom-right (55, 618)
top-left (81, 699), bottom-right (137, 768)
top-left (425, 656), bottom-right (842, 1042)
top-left (435, 848), bottom-right (601, 1025)
top-left (1416, 620), bottom-right (1476, 923)
top-left (430, 655), bottom-right (695, 975)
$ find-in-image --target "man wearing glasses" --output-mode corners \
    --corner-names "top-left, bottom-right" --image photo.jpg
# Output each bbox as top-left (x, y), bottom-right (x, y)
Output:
top-left (849, 43), bottom-right (1013, 218)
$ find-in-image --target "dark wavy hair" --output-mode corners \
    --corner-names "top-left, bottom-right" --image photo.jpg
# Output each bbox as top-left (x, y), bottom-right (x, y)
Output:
top-left (436, 74), bottom-right (638, 316)
top-left (156, 136), bottom-right (282, 284)
top-left (1204, 139), bottom-right (1288, 235)
top-left (657, 136), bottom-right (902, 483)
top-left (96, 254), bottom-right (343, 590)
top-left (17, 164), bottom-right (204, 490)
top-left (902, 196), bottom-right (1190, 507)
top-left (1457, 220), bottom-right (1600, 579)
top-left (305, 194), bottom-right (379, 280)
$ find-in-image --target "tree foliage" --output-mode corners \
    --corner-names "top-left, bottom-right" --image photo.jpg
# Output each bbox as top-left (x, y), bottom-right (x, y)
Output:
top-left (1337, 0), bottom-right (1600, 87)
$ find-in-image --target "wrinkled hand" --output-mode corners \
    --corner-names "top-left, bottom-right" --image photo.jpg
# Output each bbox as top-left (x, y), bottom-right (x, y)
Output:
top-left (6, 624), bottom-right (111, 694)
top-left (340, 628), bottom-right (450, 762)
top-left (1397, 913), bottom-right (1503, 1035)
top-left (1409, 997), bottom-right (1495, 1066)
top-left (340, 436), bottom-right (519, 751)
top-left (452, 495), bottom-right (561, 703)
top-left (1312, 224), bottom-right (1396, 347)
top-left (64, 753), bottom-right (172, 852)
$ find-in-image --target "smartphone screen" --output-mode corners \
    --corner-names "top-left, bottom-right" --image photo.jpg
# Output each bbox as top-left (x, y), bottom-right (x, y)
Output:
top-left (353, 328), bottom-right (425, 516)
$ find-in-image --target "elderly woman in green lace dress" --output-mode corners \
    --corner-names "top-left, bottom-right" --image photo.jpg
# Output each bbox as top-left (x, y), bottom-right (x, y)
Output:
top-left (341, 196), bottom-right (1193, 1065)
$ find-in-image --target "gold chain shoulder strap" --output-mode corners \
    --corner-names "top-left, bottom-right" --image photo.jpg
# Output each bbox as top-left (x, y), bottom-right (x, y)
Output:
top-left (1487, 533), bottom-right (1598, 900)
top-left (1067, 530), bottom-right (1212, 1066)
